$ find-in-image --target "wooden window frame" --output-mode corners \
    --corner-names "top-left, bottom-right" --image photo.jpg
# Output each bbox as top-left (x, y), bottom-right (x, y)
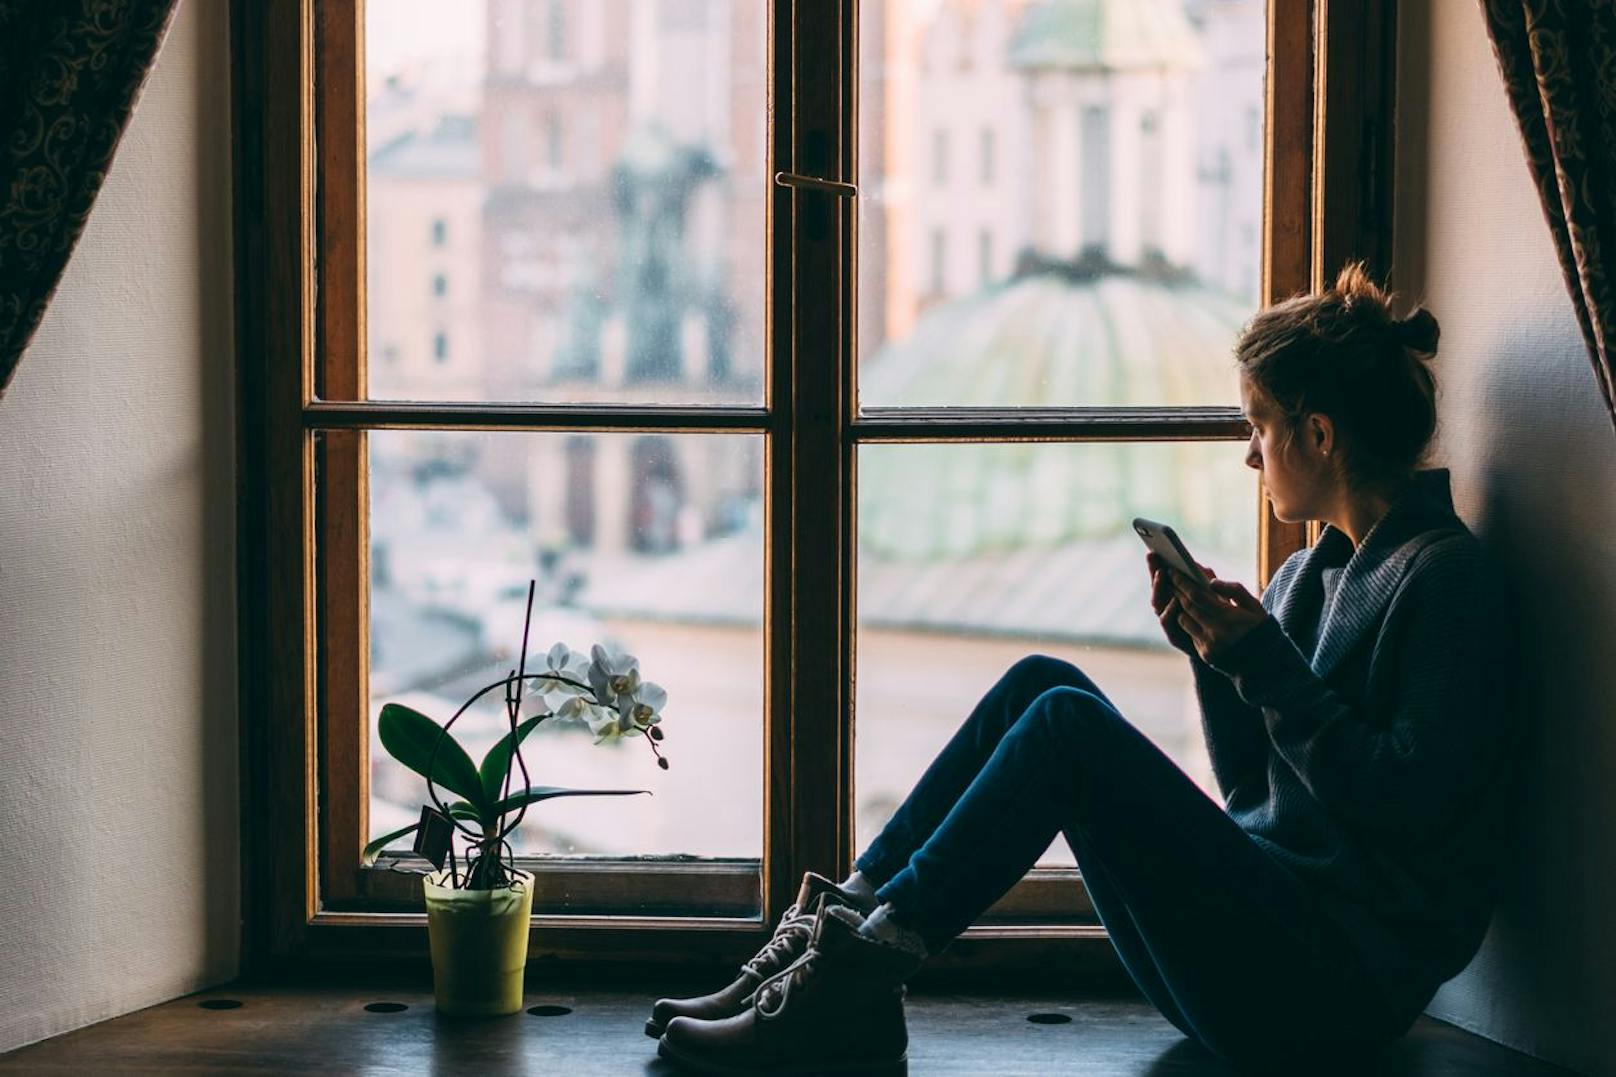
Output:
top-left (233, 0), bottom-right (1396, 975)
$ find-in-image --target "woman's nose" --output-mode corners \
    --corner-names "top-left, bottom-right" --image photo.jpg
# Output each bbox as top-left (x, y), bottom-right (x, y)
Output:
top-left (1244, 435), bottom-right (1262, 471)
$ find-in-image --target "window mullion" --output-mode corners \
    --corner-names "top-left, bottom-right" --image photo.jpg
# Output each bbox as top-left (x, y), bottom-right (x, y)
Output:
top-left (772, 0), bottom-right (857, 922)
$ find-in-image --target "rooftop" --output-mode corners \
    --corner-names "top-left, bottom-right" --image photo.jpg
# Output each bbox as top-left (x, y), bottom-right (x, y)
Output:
top-left (1009, 0), bottom-right (1204, 71)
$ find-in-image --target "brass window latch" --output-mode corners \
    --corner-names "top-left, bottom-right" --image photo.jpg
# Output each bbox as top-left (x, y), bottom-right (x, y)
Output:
top-left (774, 171), bottom-right (858, 198)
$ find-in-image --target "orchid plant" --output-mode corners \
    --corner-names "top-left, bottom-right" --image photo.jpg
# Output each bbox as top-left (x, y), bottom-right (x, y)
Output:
top-left (364, 632), bottom-right (669, 891)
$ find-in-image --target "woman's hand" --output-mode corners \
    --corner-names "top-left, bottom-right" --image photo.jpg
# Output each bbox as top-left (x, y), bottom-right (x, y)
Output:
top-left (1165, 564), bottom-right (1268, 663)
top-left (1147, 552), bottom-right (1201, 656)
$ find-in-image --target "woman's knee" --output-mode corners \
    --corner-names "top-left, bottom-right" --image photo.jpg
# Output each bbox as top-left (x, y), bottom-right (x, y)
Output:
top-left (975, 657), bottom-right (1112, 749)
top-left (1003, 654), bottom-right (1092, 698)
top-left (1016, 685), bottom-right (1128, 747)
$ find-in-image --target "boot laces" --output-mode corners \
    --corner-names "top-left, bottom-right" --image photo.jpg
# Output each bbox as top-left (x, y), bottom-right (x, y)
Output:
top-left (752, 948), bottom-right (819, 1020)
top-left (742, 903), bottom-right (815, 979)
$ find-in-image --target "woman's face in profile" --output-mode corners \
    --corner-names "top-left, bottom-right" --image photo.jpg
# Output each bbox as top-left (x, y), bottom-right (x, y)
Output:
top-left (1240, 378), bottom-right (1327, 523)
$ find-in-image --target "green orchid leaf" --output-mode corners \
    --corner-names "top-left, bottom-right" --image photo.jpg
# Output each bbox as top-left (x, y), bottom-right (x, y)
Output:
top-left (378, 702), bottom-right (486, 810)
top-left (362, 822), bottom-right (421, 866)
top-left (447, 800), bottom-right (482, 824)
top-left (478, 715), bottom-right (545, 811)
top-left (489, 785), bottom-right (649, 821)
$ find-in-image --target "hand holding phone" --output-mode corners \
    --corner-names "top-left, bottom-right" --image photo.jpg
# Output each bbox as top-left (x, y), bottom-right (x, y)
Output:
top-left (1134, 517), bottom-right (1267, 661)
top-left (1131, 518), bottom-right (1210, 592)
top-left (1136, 517), bottom-right (1206, 656)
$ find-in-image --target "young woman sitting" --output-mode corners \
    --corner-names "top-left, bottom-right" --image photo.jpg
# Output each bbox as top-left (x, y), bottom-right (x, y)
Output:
top-left (648, 264), bottom-right (1519, 1074)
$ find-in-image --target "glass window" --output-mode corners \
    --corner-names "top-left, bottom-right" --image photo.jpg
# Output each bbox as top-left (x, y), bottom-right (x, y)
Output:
top-left (852, 0), bottom-right (1271, 879)
top-left (856, 441), bottom-right (1258, 866)
top-left (366, 430), bottom-right (765, 858)
top-left (297, 0), bottom-right (1301, 935)
top-left (365, 0), bottom-right (767, 405)
top-left (858, 0), bottom-right (1266, 409)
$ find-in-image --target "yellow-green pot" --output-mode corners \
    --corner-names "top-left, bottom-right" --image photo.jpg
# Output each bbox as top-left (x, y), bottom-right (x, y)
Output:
top-left (423, 869), bottom-right (534, 1017)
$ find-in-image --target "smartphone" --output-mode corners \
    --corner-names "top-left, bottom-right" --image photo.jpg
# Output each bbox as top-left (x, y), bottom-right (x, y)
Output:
top-left (1131, 517), bottom-right (1211, 592)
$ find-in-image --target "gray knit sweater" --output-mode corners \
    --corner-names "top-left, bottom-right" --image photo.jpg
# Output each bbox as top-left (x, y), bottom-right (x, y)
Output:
top-left (1194, 468), bottom-right (1519, 1023)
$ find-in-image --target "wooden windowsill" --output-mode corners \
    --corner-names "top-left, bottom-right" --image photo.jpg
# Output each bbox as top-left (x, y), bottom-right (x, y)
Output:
top-left (0, 982), bottom-right (1572, 1075)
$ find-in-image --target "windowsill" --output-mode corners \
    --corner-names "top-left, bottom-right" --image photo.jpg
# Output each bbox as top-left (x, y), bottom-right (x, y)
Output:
top-left (4, 982), bottom-right (1569, 1075)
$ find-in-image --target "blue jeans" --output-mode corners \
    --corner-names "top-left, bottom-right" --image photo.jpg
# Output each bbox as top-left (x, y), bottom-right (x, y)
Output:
top-left (854, 655), bottom-right (1408, 1068)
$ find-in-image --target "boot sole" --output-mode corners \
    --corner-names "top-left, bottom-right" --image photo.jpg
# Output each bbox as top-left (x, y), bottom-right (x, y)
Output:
top-left (657, 1034), bottom-right (907, 1075)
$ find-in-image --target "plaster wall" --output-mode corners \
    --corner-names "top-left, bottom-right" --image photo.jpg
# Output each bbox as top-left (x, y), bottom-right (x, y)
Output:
top-left (1395, 3), bottom-right (1616, 1072)
top-left (0, 1), bottom-right (238, 1053)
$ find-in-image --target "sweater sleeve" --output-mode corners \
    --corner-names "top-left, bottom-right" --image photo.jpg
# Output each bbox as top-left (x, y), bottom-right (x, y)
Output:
top-left (1206, 540), bottom-right (1507, 841)
top-left (1190, 656), bottom-right (1268, 806)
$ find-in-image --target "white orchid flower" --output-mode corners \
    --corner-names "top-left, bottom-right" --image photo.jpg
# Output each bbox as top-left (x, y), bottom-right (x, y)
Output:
top-left (543, 642), bottom-right (590, 679)
top-left (556, 693), bottom-right (615, 732)
top-left (588, 644), bottom-right (640, 706)
top-left (618, 680), bottom-right (667, 732)
top-left (536, 641), bottom-right (592, 709)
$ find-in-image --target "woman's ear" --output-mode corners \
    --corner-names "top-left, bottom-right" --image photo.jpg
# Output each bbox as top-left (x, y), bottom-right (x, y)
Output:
top-left (1306, 412), bottom-right (1336, 459)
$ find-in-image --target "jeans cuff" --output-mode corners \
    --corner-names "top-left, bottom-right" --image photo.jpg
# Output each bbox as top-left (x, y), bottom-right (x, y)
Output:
top-left (853, 842), bottom-right (907, 890)
top-left (873, 867), bottom-right (949, 952)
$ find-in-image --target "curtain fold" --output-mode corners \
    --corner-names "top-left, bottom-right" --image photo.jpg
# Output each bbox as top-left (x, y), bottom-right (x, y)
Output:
top-left (1480, 0), bottom-right (1616, 432)
top-left (0, 0), bottom-right (178, 399)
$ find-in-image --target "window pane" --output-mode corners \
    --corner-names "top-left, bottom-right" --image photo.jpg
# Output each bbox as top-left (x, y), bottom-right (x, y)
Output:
top-left (367, 430), bottom-right (764, 858)
top-left (854, 441), bottom-right (1257, 867)
top-left (365, 1), bottom-right (767, 404)
top-left (857, 0), bottom-right (1266, 408)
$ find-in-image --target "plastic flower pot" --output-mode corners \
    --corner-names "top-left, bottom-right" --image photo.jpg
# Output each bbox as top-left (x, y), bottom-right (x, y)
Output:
top-left (423, 869), bottom-right (534, 1017)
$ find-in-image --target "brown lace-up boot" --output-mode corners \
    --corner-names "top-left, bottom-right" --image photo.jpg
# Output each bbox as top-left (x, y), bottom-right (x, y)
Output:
top-left (656, 903), bottom-right (922, 1074)
top-left (644, 872), bottom-right (876, 1038)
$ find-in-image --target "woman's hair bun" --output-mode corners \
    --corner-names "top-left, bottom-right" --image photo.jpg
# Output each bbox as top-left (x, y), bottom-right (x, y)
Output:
top-left (1395, 306), bottom-right (1440, 356)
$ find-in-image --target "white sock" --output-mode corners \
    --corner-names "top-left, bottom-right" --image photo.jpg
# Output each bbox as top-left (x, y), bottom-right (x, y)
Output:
top-left (839, 870), bottom-right (878, 907)
top-left (858, 902), bottom-right (929, 958)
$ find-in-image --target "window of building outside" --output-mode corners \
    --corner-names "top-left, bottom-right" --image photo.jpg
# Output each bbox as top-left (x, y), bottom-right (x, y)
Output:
top-left (344, 0), bottom-right (1274, 916)
top-left (545, 114), bottom-right (563, 170)
top-left (929, 227), bottom-right (947, 295)
top-left (546, 0), bottom-right (566, 61)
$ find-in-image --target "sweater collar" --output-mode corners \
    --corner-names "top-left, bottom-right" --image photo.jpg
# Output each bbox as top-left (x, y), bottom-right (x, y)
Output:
top-left (1283, 469), bottom-right (1463, 676)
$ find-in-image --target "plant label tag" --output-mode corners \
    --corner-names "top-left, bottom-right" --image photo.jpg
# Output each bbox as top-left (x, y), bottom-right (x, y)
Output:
top-left (413, 805), bottom-right (453, 869)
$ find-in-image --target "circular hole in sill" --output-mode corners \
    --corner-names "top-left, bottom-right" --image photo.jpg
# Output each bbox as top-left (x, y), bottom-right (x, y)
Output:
top-left (1026, 1012), bottom-right (1072, 1025)
top-left (364, 1002), bottom-right (409, 1014)
top-left (527, 1004), bottom-right (572, 1017)
top-left (198, 999), bottom-right (244, 1011)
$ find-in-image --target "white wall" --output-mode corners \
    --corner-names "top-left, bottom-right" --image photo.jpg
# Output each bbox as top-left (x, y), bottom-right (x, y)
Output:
top-left (0, 1), bottom-right (237, 1053)
top-left (1395, 3), bottom-right (1616, 1073)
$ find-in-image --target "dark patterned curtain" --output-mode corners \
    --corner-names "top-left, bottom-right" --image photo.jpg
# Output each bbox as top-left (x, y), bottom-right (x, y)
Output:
top-left (0, 0), bottom-right (177, 399)
top-left (1480, 0), bottom-right (1616, 432)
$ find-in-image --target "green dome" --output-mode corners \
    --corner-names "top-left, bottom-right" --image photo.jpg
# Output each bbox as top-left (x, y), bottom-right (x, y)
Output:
top-left (1010, 0), bottom-right (1204, 72)
top-left (859, 272), bottom-right (1254, 565)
